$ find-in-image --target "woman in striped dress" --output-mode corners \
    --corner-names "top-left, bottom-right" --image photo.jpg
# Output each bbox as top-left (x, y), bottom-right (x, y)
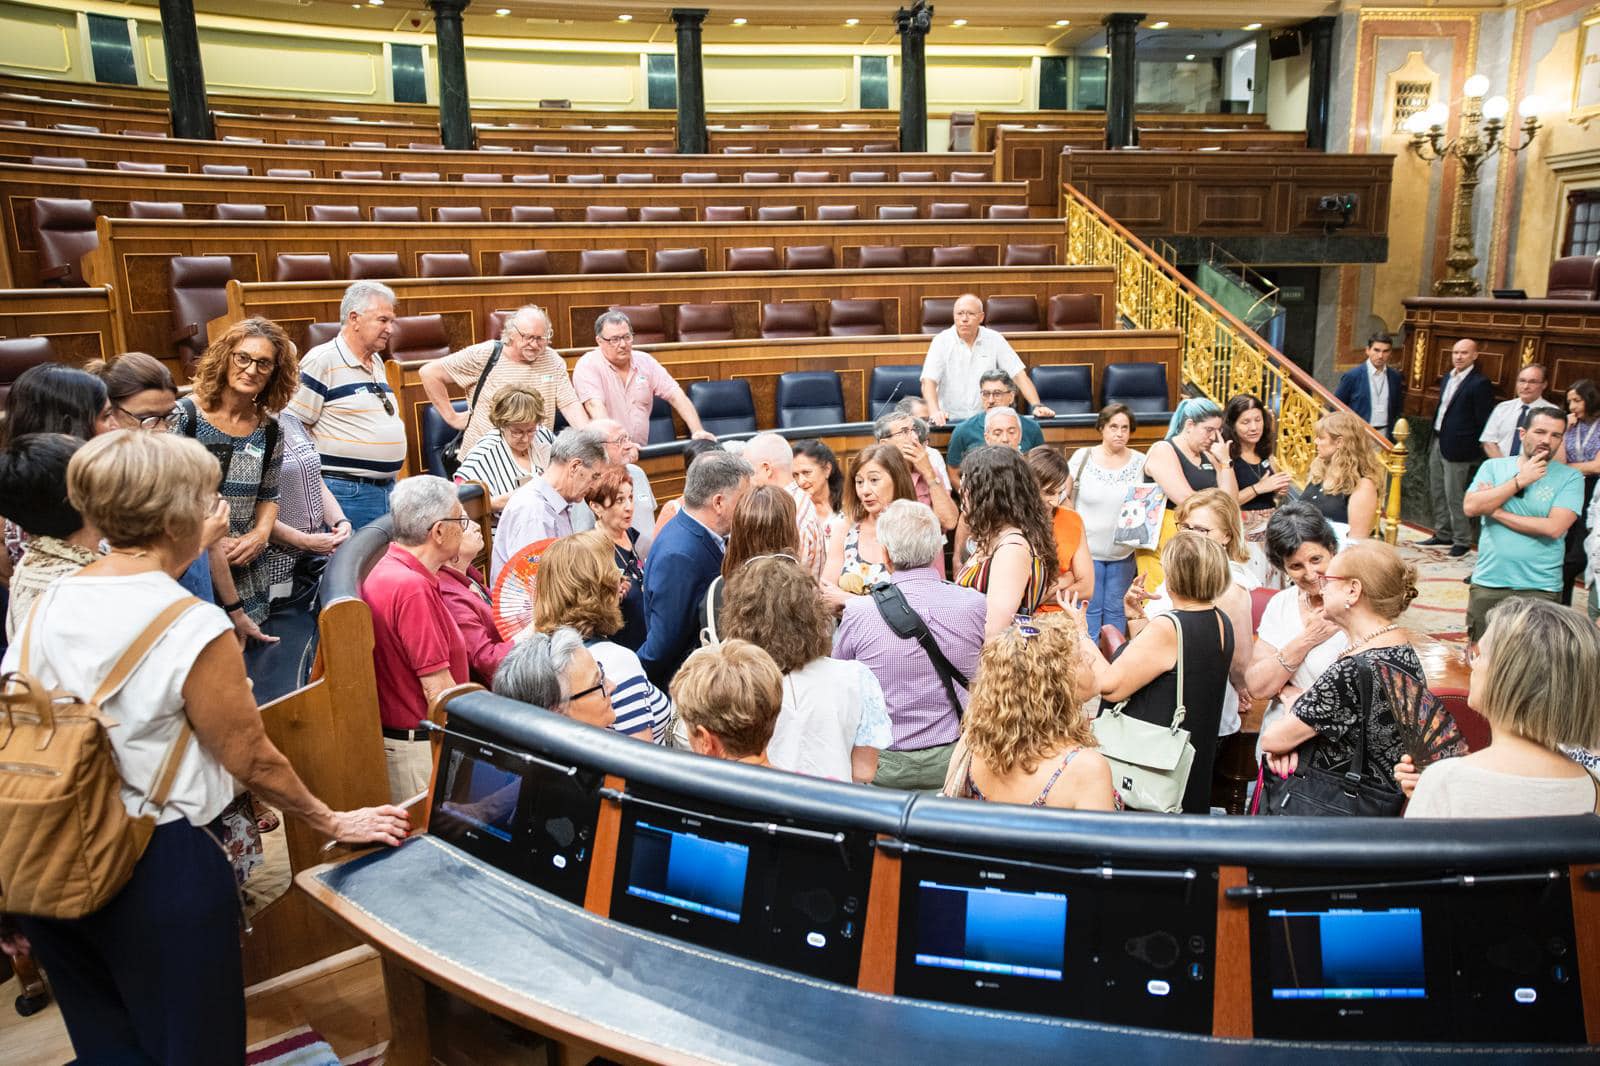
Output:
top-left (454, 386), bottom-right (554, 516)
top-left (954, 445), bottom-right (1058, 639)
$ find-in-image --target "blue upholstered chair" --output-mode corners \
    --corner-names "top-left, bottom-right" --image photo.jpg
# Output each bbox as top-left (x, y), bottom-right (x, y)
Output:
top-left (775, 372), bottom-right (846, 429)
top-left (688, 380), bottom-right (758, 436)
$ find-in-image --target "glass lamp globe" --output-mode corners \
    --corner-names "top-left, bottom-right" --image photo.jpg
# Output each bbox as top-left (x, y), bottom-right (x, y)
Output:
top-left (1463, 74), bottom-right (1491, 98)
top-left (1482, 95), bottom-right (1510, 121)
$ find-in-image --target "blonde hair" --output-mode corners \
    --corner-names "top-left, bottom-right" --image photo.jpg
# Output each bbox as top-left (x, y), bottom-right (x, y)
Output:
top-left (1176, 488), bottom-right (1249, 564)
top-left (670, 639), bottom-right (784, 759)
top-left (67, 430), bottom-right (218, 548)
top-left (489, 385), bottom-right (545, 429)
top-left (963, 614), bottom-right (1094, 776)
top-left (1309, 411), bottom-right (1384, 496)
top-left (1335, 540), bottom-right (1418, 620)
top-left (1479, 597), bottom-right (1600, 750)
top-left (533, 530), bottom-right (624, 639)
top-left (1160, 532), bottom-right (1231, 603)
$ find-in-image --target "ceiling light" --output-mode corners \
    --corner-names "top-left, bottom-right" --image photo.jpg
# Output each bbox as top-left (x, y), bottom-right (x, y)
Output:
top-left (952, 18), bottom-right (967, 26)
top-left (367, 0), bottom-right (382, 5)
top-left (495, 7), bottom-right (509, 13)
top-left (1185, 53), bottom-right (1196, 60)
top-left (732, 16), bottom-right (746, 24)
top-left (617, 13), bottom-right (632, 21)
top-left (1054, 19), bottom-right (1070, 26)
top-left (845, 17), bottom-right (859, 25)
top-left (1150, 20), bottom-right (1169, 29)
top-left (1243, 22), bottom-right (1262, 30)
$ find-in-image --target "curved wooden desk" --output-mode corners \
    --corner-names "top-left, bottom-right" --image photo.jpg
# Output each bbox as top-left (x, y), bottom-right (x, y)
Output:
top-left (299, 835), bottom-right (1595, 1066)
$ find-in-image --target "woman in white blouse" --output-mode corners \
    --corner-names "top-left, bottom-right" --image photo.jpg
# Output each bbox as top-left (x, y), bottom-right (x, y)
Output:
top-left (0, 431), bottom-right (406, 1064)
top-left (453, 386), bottom-right (553, 514)
top-left (1068, 404), bottom-right (1146, 635)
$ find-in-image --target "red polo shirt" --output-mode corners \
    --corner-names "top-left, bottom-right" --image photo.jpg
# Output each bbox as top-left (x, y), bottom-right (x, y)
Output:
top-left (362, 544), bottom-right (469, 730)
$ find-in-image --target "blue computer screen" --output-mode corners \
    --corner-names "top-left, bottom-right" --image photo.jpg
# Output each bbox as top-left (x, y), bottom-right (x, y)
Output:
top-left (438, 755), bottom-right (522, 842)
top-left (1267, 908), bottom-right (1426, 1000)
top-left (625, 821), bottom-right (750, 923)
top-left (914, 880), bottom-right (1068, 981)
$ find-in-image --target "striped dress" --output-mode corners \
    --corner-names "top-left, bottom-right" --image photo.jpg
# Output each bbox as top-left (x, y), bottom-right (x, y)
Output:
top-left (955, 531), bottom-right (1050, 617)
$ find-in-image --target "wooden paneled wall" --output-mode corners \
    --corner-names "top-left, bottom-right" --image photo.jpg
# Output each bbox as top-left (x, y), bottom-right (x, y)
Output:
top-left (218, 264), bottom-right (1118, 354)
top-left (87, 216), bottom-right (1067, 358)
top-left (0, 286), bottom-right (121, 360)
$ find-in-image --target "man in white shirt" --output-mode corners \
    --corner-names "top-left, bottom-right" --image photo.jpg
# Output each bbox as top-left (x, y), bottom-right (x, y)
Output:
top-left (920, 293), bottom-right (1054, 425)
top-left (743, 433), bottom-right (826, 577)
top-left (1481, 363), bottom-right (1561, 459)
top-left (1333, 332), bottom-right (1404, 438)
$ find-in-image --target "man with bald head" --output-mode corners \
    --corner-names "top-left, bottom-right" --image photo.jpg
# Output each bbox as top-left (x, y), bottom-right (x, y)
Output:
top-left (570, 417), bottom-right (659, 556)
top-left (744, 432), bottom-right (825, 576)
top-left (1423, 337), bottom-right (1497, 556)
top-left (420, 303), bottom-right (596, 456)
top-left (920, 292), bottom-right (1054, 426)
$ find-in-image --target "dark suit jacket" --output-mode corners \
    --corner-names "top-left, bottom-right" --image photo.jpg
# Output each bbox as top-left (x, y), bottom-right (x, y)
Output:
top-left (1333, 363), bottom-right (1405, 437)
top-left (638, 509), bottom-right (724, 688)
top-left (1434, 368), bottom-right (1497, 463)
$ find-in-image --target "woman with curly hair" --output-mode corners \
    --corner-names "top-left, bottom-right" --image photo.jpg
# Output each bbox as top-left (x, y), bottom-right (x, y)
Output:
top-left (1301, 410), bottom-right (1383, 539)
top-left (822, 443), bottom-right (920, 603)
top-left (950, 613), bottom-right (1118, 810)
top-left (721, 555), bottom-right (892, 782)
top-left (179, 316), bottom-right (298, 641)
top-left (955, 445), bottom-right (1060, 637)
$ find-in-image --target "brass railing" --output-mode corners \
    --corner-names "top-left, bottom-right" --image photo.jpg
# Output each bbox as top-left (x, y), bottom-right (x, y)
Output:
top-left (1062, 183), bottom-right (1409, 542)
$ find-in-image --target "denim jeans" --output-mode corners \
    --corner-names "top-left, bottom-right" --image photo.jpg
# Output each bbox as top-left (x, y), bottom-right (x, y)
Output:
top-left (326, 476), bottom-right (394, 532)
top-left (1088, 555), bottom-right (1139, 637)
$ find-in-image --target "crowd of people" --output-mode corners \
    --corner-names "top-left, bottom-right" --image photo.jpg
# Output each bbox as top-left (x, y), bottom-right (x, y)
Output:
top-left (3, 287), bottom-right (1600, 1062)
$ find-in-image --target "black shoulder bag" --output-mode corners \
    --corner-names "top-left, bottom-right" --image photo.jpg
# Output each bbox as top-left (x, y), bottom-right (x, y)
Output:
top-left (870, 582), bottom-right (971, 718)
top-left (1255, 654), bottom-right (1405, 817)
top-left (440, 341), bottom-right (503, 476)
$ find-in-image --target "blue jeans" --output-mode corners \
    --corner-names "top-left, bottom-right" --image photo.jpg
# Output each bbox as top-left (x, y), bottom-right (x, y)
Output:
top-left (1088, 555), bottom-right (1138, 637)
top-left (325, 476), bottom-right (394, 532)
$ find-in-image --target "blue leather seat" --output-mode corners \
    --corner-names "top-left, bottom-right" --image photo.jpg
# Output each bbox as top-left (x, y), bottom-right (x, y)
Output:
top-left (421, 399), bottom-right (468, 478)
top-left (775, 372), bottom-right (845, 429)
top-left (868, 364), bottom-right (922, 418)
top-left (647, 396), bottom-right (677, 444)
top-left (687, 380), bottom-right (757, 436)
top-left (1102, 362), bottom-right (1169, 416)
top-left (1030, 365), bottom-right (1094, 416)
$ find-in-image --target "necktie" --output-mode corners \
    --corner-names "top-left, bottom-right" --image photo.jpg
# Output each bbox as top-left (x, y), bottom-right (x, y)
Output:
top-left (1510, 405), bottom-right (1530, 457)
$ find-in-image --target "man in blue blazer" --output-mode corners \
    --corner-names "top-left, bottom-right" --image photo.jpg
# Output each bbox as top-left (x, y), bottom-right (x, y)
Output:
top-left (639, 450), bottom-right (752, 688)
top-left (1423, 338), bottom-right (1497, 556)
top-left (1333, 332), bottom-right (1406, 439)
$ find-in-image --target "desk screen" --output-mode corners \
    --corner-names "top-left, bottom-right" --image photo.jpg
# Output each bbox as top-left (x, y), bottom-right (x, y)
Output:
top-left (437, 752), bottom-right (522, 843)
top-left (624, 821), bottom-right (750, 924)
top-left (914, 880), bottom-right (1068, 981)
top-left (1266, 908), bottom-right (1426, 1001)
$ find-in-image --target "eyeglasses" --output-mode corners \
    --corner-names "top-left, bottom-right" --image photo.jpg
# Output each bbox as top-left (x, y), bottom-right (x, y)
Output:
top-left (116, 404), bottom-right (182, 430)
top-left (599, 332), bottom-right (634, 346)
top-left (230, 350), bottom-right (277, 376)
top-left (882, 424), bottom-right (919, 440)
top-left (979, 389), bottom-right (1015, 400)
top-left (568, 662), bottom-right (609, 703)
top-left (366, 383), bottom-right (395, 416)
top-left (432, 516), bottom-right (472, 531)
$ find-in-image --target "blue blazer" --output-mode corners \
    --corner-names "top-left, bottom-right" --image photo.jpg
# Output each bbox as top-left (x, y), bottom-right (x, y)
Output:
top-left (1333, 363), bottom-right (1406, 437)
top-left (1432, 368), bottom-right (1497, 463)
top-left (638, 510), bottom-right (724, 689)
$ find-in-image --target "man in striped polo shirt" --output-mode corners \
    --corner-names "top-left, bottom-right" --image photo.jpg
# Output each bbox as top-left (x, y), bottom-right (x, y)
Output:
top-left (287, 281), bottom-right (408, 531)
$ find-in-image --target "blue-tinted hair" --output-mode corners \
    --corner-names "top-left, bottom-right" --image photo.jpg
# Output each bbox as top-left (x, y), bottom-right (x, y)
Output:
top-left (1165, 397), bottom-right (1223, 440)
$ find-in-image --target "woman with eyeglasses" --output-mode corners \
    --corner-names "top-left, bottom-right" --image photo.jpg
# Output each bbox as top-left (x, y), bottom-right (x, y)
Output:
top-left (494, 625), bottom-right (617, 732)
top-left (1068, 404), bottom-right (1147, 636)
top-left (452, 385), bottom-right (553, 515)
top-left (1143, 397), bottom-right (1238, 510)
top-left (176, 318), bottom-right (297, 645)
top-left (721, 554), bottom-right (892, 782)
top-left (531, 530), bottom-right (667, 741)
top-left (1025, 445), bottom-right (1093, 607)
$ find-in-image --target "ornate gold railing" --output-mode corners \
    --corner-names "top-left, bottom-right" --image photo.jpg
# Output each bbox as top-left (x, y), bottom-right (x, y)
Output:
top-left (1063, 183), bottom-right (1409, 542)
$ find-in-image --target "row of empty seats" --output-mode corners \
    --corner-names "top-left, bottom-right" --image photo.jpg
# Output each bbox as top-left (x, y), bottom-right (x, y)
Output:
top-left (115, 201), bottom-right (1027, 223)
top-left (25, 156), bottom-right (992, 184)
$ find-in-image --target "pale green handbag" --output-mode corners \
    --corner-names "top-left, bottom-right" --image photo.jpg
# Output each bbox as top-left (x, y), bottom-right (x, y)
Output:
top-left (1091, 613), bottom-right (1196, 813)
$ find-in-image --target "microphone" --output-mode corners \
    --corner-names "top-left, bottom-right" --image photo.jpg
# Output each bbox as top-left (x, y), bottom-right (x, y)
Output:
top-left (874, 380), bottom-right (903, 421)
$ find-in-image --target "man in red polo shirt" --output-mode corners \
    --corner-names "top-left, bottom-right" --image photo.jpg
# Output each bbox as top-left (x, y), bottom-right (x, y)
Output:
top-left (361, 475), bottom-right (471, 803)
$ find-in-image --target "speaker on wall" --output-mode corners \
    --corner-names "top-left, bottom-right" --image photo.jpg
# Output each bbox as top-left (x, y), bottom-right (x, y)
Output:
top-left (1268, 30), bottom-right (1303, 60)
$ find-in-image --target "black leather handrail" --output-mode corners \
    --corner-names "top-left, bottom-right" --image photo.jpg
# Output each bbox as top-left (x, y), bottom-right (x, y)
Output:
top-left (322, 482), bottom-right (483, 606)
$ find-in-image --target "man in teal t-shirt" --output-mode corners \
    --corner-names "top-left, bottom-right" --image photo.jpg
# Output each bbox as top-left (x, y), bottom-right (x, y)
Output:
top-left (1463, 407), bottom-right (1583, 642)
top-left (945, 369), bottom-right (1044, 476)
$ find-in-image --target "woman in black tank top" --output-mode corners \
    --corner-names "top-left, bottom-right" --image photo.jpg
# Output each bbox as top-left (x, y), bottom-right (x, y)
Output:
top-left (1144, 398), bottom-right (1239, 510)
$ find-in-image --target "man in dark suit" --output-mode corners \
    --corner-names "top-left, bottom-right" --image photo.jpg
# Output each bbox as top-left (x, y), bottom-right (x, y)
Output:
top-left (1334, 332), bottom-right (1405, 438)
top-left (638, 450), bottom-right (752, 688)
top-left (1422, 338), bottom-right (1498, 556)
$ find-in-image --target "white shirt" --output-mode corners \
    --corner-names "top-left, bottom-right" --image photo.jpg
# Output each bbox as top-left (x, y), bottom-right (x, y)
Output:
top-left (1480, 398), bottom-right (1561, 456)
top-left (920, 326), bottom-right (1026, 422)
top-left (767, 658), bottom-right (893, 782)
top-left (1255, 587), bottom-right (1348, 717)
top-left (0, 573), bottom-right (237, 826)
top-left (1366, 363), bottom-right (1389, 431)
top-left (1434, 368), bottom-right (1471, 431)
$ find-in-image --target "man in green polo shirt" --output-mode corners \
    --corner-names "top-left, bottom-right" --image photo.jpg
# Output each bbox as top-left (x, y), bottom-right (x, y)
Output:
top-left (1462, 406), bottom-right (1584, 642)
top-left (944, 369), bottom-right (1044, 477)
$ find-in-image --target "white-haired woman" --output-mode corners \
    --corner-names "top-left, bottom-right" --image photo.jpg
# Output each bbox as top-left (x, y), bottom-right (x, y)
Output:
top-left (493, 624), bottom-right (617, 730)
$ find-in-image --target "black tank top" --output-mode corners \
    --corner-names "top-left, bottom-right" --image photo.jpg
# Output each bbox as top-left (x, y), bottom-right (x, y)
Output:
top-left (1148, 443), bottom-right (1218, 508)
top-left (1300, 482), bottom-right (1350, 524)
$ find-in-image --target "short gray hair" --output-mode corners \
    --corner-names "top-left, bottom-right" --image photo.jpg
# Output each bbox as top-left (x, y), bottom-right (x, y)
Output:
top-left (985, 406), bottom-right (1020, 431)
top-left (548, 427), bottom-right (606, 467)
top-left (876, 499), bottom-right (944, 569)
top-left (503, 304), bottom-right (550, 342)
top-left (594, 309), bottom-right (631, 337)
top-left (682, 450), bottom-right (753, 507)
top-left (340, 280), bottom-right (396, 322)
top-left (390, 475), bottom-right (458, 545)
top-left (874, 410), bottom-right (928, 443)
top-left (493, 626), bottom-right (586, 709)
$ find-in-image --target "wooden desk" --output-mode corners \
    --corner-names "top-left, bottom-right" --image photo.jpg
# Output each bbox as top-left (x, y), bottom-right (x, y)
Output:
top-left (971, 110), bottom-right (1267, 151)
top-left (1400, 296), bottom-right (1600, 413)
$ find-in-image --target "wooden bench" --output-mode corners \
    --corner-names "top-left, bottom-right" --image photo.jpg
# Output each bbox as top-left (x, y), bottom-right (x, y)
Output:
top-left (970, 109), bottom-right (1267, 150)
top-left (86, 215), bottom-right (1068, 357)
top-left (0, 285), bottom-right (123, 362)
top-left (388, 330), bottom-right (1181, 481)
top-left (216, 263), bottom-right (1117, 353)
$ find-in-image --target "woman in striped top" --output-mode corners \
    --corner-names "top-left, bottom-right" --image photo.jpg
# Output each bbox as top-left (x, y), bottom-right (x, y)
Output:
top-left (533, 530), bottom-right (671, 742)
top-left (954, 445), bottom-right (1058, 638)
top-left (454, 386), bottom-right (554, 514)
